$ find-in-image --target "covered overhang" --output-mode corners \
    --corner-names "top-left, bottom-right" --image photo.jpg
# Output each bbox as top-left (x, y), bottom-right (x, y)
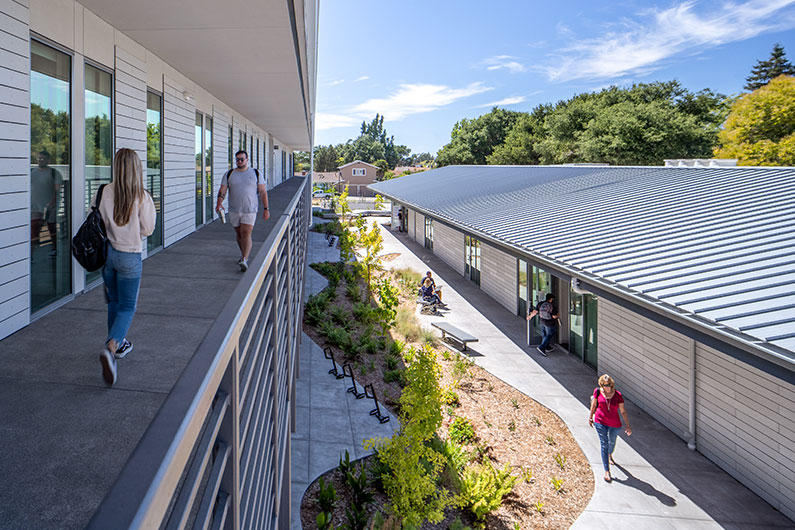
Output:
top-left (79, 0), bottom-right (316, 150)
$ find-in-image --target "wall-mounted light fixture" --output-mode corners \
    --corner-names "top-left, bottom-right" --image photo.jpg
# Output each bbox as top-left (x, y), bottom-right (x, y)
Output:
top-left (274, 144), bottom-right (280, 150)
top-left (182, 90), bottom-right (195, 103)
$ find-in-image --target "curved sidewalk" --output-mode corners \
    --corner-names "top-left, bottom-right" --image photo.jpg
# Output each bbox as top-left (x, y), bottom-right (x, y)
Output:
top-left (378, 221), bottom-right (794, 530)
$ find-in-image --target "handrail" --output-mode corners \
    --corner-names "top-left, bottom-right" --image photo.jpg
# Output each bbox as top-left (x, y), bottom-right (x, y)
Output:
top-left (88, 177), bottom-right (309, 530)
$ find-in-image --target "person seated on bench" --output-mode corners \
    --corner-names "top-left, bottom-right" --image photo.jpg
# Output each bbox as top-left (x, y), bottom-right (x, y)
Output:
top-left (420, 278), bottom-right (448, 308)
top-left (423, 271), bottom-right (443, 301)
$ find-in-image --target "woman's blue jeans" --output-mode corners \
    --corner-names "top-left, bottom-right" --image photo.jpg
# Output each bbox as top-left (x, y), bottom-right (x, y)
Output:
top-left (594, 422), bottom-right (621, 471)
top-left (102, 245), bottom-right (142, 347)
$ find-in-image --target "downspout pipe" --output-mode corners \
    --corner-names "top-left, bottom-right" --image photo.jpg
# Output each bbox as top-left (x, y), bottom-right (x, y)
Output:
top-left (687, 338), bottom-right (697, 451)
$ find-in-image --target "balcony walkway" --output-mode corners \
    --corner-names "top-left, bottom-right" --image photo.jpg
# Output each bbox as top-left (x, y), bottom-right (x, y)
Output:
top-left (0, 178), bottom-right (304, 530)
top-left (375, 220), bottom-right (794, 530)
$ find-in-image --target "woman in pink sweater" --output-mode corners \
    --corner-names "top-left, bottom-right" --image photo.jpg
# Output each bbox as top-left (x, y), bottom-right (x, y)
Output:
top-left (97, 148), bottom-right (156, 386)
top-left (589, 374), bottom-right (632, 482)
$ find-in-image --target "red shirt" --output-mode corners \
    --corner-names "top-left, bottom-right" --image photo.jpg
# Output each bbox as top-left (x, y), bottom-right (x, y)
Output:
top-left (593, 388), bottom-right (624, 428)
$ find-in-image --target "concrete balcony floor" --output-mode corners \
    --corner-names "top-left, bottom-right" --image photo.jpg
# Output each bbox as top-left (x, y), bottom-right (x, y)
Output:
top-left (0, 178), bottom-right (304, 530)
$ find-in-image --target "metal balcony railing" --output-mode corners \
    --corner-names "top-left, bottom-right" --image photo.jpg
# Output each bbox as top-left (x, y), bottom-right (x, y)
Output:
top-left (88, 177), bottom-right (310, 530)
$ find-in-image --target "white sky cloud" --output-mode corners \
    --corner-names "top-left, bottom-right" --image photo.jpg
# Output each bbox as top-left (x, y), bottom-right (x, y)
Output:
top-left (352, 82), bottom-right (493, 121)
top-left (315, 113), bottom-right (360, 130)
top-left (354, 76), bottom-right (369, 82)
top-left (329, 79), bottom-right (344, 86)
top-left (477, 96), bottom-right (526, 108)
top-left (481, 55), bottom-right (527, 73)
top-left (540, 0), bottom-right (795, 82)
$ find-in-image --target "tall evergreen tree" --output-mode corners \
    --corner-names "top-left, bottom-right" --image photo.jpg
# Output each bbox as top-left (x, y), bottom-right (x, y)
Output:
top-left (745, 43), bottom-right (795, 91)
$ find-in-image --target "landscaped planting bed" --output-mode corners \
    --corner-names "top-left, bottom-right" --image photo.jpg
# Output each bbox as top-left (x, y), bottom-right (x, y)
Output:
top-left (301, 217), bottom-right (593, 529)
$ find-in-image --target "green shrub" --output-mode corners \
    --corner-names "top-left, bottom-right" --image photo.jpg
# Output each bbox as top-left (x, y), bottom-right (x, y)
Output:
top-left (458, 462), bottom-right (520, 528)
top-left (384, 368), bottom-right (406, 387)
top-left (449, 517), bottom-right (473, 530)
top-left (420, 328), bottom-right (439, 347)
top-left (388, 339), bottom-right (405, 357)
top-left (330, 306), bottom-right (349, 328)
top-left (346, 283), bottom-right (361, 302)
top-left (392, 267), bottom-right (423, 294)
top-left (364, 345), bottom-right (450, 526)
top-left (441, 388), bottom-right (460, 407)
top-left (384, 355), bottom-right (399, 370)
top-left (317, 476), bottom-right (337, 513)
top-left (449, 417), bottom-right (476, 444)
top-left (352, 301), bottom-right (374, 323)
top-left (394, 306), bottom-right (422, 342)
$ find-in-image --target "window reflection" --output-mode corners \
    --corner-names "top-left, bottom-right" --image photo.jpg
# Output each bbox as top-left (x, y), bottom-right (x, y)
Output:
top-left (195, 112), bottom-right (203, 227)
top-left (146, 92), bottom-right (163, 251)
top-left (30, 40), bottom-right (71, 312)
top-left (84, 64), bottom-right (112, 284)
top-left (205, 117), bottom-right (213, 221)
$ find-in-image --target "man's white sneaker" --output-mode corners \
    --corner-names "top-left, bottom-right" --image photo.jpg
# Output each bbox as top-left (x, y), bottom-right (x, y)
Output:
top-left (240, 258), bottom-right (248, 272)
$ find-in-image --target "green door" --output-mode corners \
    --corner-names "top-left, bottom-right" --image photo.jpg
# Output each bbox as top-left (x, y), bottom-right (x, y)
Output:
top-left (528, 266), bottom-right (552, 345)
top-left (569, 287), bottom-right (598, 368)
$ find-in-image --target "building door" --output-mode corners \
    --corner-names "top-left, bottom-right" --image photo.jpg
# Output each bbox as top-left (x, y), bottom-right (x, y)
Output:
top-left (195, 112), bottom-right (204, 228)
top-left (569, 289), bottom-right (598, 367)
top-left (424, 218), bottom-right (434, 250)
top-left (527, 266), bottom-right (555, 345)
top-left (465, 235), bottom-right (481, 285)
top-left (204, 116), bottom-right (213, 222)
top-left (517, 259), bottom-right (529, 317)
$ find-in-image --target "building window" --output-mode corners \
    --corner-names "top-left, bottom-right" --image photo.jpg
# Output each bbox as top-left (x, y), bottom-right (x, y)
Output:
top-left (424, 218), bottom-right (433, 250)
top-left (204, 116), bottom-right (213, 222)
top-left (256, 139), bottom-right (260, 169)
top-left (84, 63), bottom-right (113, 284)
top-left (147, 91), bottom-right (163, 251)
top-left (228, 125), bottom-right (233, 168)
top-left (195, 112), bottom-right (204, 228)
top-left (464, 235), bottom-right (480, 286)
top-left (30, 39), bottom-right (71, 312)
top-left (352, 168), bottom-right (366, 176)
top-left (517, 258), bottom-right (528, 317)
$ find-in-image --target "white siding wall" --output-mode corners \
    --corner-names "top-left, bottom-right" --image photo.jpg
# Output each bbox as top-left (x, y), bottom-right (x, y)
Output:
top-left (212, 106), bottom-right (230, 219)
top-left (0, 0), bottom-right (30, 339)
top-left (274, 143), bottom-right (283, 185)
top-left (114, 46), bottom-right (147, 162)
top-left (696, 343), bottom-right (795, 521)
top-left (415, 212), bottom-right (425, 245)
top-left (597, 298), bottom-right (691, 438)
top-left (265, 133), bottom-right (273, 189)
top-left (162, 75), bottom-right (194, 247)
top-left (407, 209), bottom-right (415, 241)
top-left (480, 241), bottom-right (516, 313)
top-left (433, 222), bottom-right (465, 276)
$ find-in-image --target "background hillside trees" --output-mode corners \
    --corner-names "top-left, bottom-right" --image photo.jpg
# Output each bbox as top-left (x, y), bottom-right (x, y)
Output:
top-left (745, 43), bottom-right (795, 91)
top-left (436, 82), bottom-right (728, 166)
top-left (715, 75), bottom-right (795, 166)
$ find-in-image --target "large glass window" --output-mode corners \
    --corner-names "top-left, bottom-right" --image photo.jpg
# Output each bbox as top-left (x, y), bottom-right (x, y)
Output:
top-left (424, 217), bottom-right (433, 250)
top-left (195, 112), bottom-right (204, 227)
top-left (204, 116), bottom-right (213, 222)
top-left (30, 40), bottom-right (71, 312)
top-left (146, 91), bottom-right (163, 251)
top-left (570, 288), bottom-right (598, 368)
top-left (84, 64), bottom-right (112, 284)
top-left (518, 258), bottom-right (528, 317)
top-left (464, 235), bottom-right (480, 285)
top-left (228, 125), bottom-right (233, 168)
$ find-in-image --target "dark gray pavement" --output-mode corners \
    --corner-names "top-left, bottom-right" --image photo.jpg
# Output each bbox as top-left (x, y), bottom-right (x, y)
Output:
top-left (0, 178), bottom-right (304, 530)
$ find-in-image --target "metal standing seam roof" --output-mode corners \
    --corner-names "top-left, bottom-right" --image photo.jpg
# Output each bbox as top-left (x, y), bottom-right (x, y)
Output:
top-left (369, 165), bottom-right (795, 359)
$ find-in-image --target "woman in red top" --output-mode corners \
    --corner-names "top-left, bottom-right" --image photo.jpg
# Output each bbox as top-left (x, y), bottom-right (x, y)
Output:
top-left (589, 374), bottom-right (632, 482)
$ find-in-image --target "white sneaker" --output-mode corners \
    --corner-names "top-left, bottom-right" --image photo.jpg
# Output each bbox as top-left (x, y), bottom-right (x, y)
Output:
top-left (100, 346), bottom-right (117, 386)
top-left (239, 258), bottom-right (248, 272)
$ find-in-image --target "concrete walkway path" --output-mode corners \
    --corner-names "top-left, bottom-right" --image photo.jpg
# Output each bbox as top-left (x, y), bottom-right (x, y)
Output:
top-left (290, 224), bottom-right (398, 529)
top-left (378, 221), bottom-right (794, 530)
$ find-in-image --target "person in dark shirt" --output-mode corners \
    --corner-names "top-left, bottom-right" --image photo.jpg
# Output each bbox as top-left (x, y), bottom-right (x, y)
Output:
top-left (423, 271), bottom-right (442, 301)
top-left (420, 278), bottom-right (447, 308)
top-left (527, 293), bottom-right (559, 356)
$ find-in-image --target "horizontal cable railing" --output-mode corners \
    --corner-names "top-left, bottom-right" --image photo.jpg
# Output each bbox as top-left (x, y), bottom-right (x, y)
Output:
top-left (88, 177), bottom-right (309, 530)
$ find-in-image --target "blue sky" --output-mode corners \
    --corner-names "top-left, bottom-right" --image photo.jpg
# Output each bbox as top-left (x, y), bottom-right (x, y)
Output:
top-left (315, 0), bottom-right (795, 155)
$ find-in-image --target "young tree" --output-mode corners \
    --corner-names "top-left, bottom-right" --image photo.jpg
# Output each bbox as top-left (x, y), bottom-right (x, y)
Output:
top-left (715, 75), bottom-right (795, 166)
top-left (745, 43), bottom-right (795, 91)
top-left (355, 218), bottom-right (384, 297)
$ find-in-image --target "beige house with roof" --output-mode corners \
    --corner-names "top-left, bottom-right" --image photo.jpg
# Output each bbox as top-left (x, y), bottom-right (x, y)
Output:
top-left (338, 160), bottom-right (381, 196)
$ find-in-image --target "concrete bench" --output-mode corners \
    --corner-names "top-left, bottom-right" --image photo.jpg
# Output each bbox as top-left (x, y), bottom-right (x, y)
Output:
top-left (432, 322), bottom-right (478, 351)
